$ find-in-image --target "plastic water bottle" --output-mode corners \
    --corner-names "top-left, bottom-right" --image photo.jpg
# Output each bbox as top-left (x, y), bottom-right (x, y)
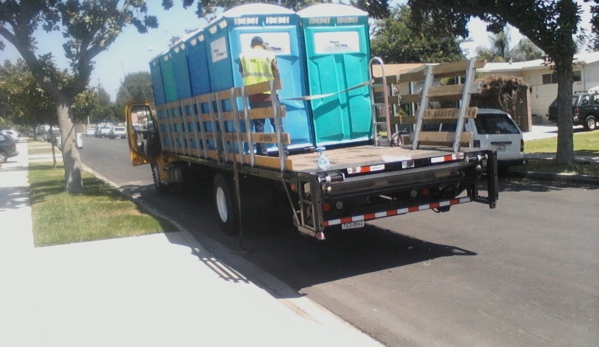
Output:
top-left (316, 147), bottom-right (330, 170)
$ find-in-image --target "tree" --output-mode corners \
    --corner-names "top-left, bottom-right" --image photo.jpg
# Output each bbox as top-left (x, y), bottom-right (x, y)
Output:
top-left (116, 72), bottom-right (154, 107)
top-left (167, 0), bottom-right (390, 19)
top-left (408, 0), bottom-right (599, 165)
top-left (370, 5), bottom-right (464, 63)
top-left (476, 30), bottom-right (545, 62)
top-left (0, 1), bottom-right (159, 193)
top-left (511, 38), bottom-right (545, 62)
top-left (476, 29), bottom-right (512, 62)
top-left (0, 59), bottom-right (55, 139)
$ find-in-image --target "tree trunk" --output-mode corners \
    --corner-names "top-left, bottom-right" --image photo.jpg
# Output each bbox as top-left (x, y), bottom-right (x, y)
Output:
top-left (554, 59), bottom-right (575, 165)
top-left (56, 101), bottom-right (83, 194)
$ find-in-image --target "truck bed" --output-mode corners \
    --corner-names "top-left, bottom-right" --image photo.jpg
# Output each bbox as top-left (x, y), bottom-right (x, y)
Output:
top-left (287, 144), bottom-right (473, 172)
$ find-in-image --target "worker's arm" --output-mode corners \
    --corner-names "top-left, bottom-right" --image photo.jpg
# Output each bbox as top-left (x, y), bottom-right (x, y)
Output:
top-left (272, 58), bottom-right (280, 83)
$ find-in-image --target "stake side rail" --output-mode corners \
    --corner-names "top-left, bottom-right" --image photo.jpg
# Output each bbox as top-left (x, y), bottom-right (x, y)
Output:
top-left (155, 79), bottom-right (293, 171)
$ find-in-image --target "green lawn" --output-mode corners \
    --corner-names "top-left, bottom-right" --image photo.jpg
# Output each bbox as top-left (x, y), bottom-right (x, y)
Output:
top-left (513, 131), bottom-right (599, 176)
top-left (28, 141), bottom-right (178, 247)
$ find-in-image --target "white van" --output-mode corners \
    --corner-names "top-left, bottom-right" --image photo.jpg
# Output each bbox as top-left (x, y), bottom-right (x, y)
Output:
top-left (421, 108), bottom-right (525, 174)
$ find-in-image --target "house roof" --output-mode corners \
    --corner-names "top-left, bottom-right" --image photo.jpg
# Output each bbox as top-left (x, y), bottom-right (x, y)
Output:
top-left (477, 51), bottom-right (599, 73)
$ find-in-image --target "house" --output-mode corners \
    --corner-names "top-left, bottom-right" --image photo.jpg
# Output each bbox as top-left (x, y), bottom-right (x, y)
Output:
top-left (477, 51), bottom-right (599, 123)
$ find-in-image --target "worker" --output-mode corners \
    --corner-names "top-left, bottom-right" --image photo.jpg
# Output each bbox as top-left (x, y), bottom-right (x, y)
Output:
top-left (238, 36), bottom-right (287, 156)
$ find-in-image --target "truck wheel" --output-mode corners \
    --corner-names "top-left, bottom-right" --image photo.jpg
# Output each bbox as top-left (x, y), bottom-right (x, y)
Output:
top-left (151, 162), bottom-right (169, 194)
top-left (584, 116), bottom-right (597, 131)
top-left (0, 151), bottom-right (7, 163)
top-left (213, 174), bottom-right (238, 235)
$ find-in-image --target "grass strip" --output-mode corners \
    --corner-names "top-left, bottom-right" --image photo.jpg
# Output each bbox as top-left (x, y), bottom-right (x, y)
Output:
top-left (28, 161), bottom-right (178, 247)
top-left (524, 131), bottom-right (599, 155)
top-left (514, 131), bottom-right (599, 176)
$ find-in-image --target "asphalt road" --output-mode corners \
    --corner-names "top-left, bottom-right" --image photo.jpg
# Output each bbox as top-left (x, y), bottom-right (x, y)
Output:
top-left (80, 136), bottom-right (599, 347)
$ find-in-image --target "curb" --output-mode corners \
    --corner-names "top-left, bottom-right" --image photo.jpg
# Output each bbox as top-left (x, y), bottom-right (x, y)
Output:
top-left (80, 163), bottom-right (375, 340)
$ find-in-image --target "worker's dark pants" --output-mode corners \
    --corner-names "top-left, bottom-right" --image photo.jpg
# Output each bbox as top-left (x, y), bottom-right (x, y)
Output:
top-left (250, 99), bottom-right (287, 156)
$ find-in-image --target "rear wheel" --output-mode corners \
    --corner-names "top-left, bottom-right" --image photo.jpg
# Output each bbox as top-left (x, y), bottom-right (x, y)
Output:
top-left (584, 116), bottom-right (597, 131)
top-left (0, 151), bottom-right (7, 163)
top-left (151, 162), bottom-right (169, 194)
top-left (213, 174), bottom-right (238, 235)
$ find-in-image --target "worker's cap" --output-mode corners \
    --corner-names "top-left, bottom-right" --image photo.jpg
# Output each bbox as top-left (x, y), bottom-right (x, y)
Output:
top-left (250, 36), bottom-right (264, 47)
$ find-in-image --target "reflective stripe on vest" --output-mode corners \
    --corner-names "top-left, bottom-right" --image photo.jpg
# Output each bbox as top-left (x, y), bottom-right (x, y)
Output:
top-left (239, 49), bottom-right (275, 88)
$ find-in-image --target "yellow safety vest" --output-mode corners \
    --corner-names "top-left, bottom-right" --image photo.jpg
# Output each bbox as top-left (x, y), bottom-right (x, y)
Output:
top-left (239, 49), bottom-right (275, 89)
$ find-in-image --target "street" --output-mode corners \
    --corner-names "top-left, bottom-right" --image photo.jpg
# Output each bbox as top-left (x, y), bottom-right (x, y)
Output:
top-left (80, 136), bottom-right (599, 347)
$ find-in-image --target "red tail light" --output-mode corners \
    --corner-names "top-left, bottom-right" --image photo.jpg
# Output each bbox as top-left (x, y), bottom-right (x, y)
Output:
top-left (574, 107), bottom-right (580, 116)
top-left (520, 139), bottom-right (524, 152)
top-left (473, 140), bottom-right (480, 148)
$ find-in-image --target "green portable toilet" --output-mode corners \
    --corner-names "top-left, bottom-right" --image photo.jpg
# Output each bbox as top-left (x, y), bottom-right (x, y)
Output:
top-left (298, 4), bottom-right (372, 146)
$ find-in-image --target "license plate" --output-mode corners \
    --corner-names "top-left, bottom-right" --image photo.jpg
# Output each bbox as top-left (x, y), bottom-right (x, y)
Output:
top-left (341, 220), bottom-right (365, 229)
top-left (494, 145), bottom-right (505, 151)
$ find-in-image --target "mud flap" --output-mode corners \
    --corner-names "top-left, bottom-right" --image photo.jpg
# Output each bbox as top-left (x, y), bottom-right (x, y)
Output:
top-left (487, 151), bottom-right (499, 208)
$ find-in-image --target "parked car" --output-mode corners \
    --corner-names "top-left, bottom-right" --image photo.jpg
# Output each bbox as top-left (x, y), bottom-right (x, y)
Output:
top-left (56, 133), bottom-right (83, 151)
top-left (109, 126), bottom-right (127, 139)
top-left (421, 108), bottom-right (525, 175)
top-left (86, 126), bottom-right (97, 137)
top-left (0, 132), bottom-right (19, 163)
top-left (0, 129), bottom-right (19, 142)
top-left (96, 125), bottom-right (112, 138)
top-left (547, 91), bottom-right (598, 131)
top-left (50, 129), bottom-right (61, 146)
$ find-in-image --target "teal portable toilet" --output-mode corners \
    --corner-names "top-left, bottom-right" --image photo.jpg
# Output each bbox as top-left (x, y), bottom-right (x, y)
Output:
top-left (149, 52), bottom-right (175, 151)
top-left (298, 4), bottom-right (372, 146)
top-left (157, 49), bottom-right (185, 152)
top-left (203, 3), bottom-right (313, 152)
top-left (149, 57), bottom-right (166, 106)
top-left (158, 50), bottom-right (178, 103)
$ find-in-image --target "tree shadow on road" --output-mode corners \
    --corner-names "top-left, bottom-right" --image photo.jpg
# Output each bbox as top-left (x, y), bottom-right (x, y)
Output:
top-left (499, 177), bottom-right (598, 193)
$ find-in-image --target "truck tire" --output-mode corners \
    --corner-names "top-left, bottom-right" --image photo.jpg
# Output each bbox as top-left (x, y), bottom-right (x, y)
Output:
top-left (151, 162), bottom-right (169, 194)
top-left (0, 151), bottom-right (7, 163)
top-left (584, 115), bottom-right (597, 131)
top-left (213, 174), bottom-right (238, 235)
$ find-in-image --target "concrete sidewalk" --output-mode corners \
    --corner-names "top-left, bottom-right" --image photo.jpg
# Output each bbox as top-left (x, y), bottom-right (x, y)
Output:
top-left (0, 140), bottom-right (383, 347)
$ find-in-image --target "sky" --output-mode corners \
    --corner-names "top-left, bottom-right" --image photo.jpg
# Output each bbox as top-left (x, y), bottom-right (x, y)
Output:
top-left (0, 0), bottom-right (594, 102)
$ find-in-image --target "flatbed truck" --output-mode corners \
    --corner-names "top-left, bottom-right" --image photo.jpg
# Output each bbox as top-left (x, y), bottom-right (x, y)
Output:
top-left (125, 58), bottom-right (498, 240)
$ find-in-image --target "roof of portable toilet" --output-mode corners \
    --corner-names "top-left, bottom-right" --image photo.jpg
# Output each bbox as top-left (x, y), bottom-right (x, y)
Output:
top-left (221, 3), bottom-right (294, 17)
top-left (296, 4), bottom-right (367, 17)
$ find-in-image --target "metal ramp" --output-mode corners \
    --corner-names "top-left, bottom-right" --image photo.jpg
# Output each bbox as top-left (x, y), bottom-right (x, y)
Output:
top-left (369, 57), bottom-right (401, 147)
top-left (397, 58), bottom-right (485, 152)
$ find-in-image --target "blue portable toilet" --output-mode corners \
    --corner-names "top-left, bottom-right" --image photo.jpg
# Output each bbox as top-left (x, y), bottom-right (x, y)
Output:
top-left (171, 39), bottom-right (193, 100)
top-left (185, 28), bottom-right (215, 151)
top-left (297, 4), bottom-right (372, 146)
top-left (203, 3), bottom-right (313, 152)
top-left (185, 29), bottom-right (212, 97)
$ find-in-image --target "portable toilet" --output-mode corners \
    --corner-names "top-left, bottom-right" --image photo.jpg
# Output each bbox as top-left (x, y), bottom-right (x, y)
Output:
top-left (171, 38), bottom-right (193, 100)
top-left (185, 28), bottom-right (216, 151)
top-left (148, 51), bottom-right (177, 152)
top-left (149, 56), bottom-right (166, 106)
top-left (158, 50), bottom-right (179, 103)
top-left (297, 4), bottom-right (372, 146)
top-left (186, 29), bottom-right (212, 97)
top-left (203, 3), bottom-right (313, 152)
